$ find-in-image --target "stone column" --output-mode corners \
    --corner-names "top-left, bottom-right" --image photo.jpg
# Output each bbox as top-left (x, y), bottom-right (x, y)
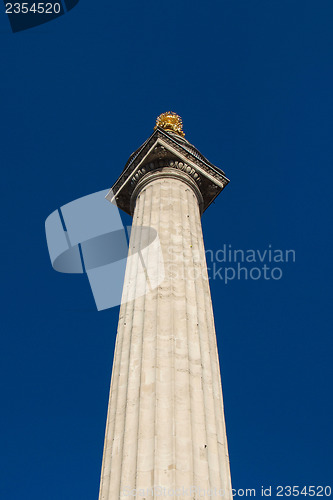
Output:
top-left (98, 168), bottom-right (232, 499)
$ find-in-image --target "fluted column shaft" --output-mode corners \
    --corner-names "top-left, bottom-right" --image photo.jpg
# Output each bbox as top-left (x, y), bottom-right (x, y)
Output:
top-left (99, 171), bottom-right (232, 499)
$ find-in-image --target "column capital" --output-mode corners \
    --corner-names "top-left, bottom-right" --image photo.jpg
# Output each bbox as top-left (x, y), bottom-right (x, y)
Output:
top-left (130, 166), bottom-right (205, 214)
top-left (106, 127), bottom-right (230, 216)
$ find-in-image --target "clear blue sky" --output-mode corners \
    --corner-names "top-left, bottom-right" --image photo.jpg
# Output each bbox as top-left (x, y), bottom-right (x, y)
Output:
top-left (0, 1), bottom-right (332, 498)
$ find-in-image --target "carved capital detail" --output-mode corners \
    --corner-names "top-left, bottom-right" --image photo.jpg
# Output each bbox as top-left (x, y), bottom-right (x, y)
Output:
top-left (130, 159), bottom-right (202, 189)
top-left (107, 128), bottom-right (230, 216)
top-left (130, 167), bottom-right (204, 215)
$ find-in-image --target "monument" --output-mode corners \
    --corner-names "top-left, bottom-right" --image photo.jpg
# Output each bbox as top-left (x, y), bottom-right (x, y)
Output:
top-left (99, 112), bottom-right (232, 499)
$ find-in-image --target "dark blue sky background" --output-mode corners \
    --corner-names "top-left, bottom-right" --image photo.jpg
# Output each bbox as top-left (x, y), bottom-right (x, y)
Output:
top-left (1, 1), bottom-right (332, 498)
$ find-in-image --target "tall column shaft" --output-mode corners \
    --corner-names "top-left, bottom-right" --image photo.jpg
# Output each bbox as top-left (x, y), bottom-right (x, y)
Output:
top-left (99, 172), bottom-right (232, 499)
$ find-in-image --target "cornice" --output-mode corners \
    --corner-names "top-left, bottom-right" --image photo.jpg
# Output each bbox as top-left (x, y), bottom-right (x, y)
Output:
top-left (106, 128), bottom-right (230, 216)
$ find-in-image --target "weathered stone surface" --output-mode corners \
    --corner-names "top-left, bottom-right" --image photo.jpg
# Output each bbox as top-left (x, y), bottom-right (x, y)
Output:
top-left (99, 170), bottom-right (232, 499)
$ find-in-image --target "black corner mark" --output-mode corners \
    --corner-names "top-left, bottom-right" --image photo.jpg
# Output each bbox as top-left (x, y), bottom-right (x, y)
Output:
top-left (4, 0), bottom-right (80, 33)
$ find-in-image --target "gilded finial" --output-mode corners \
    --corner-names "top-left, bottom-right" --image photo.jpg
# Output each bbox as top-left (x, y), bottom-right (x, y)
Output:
top-left (154, 111), bottom-right (185, 137)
